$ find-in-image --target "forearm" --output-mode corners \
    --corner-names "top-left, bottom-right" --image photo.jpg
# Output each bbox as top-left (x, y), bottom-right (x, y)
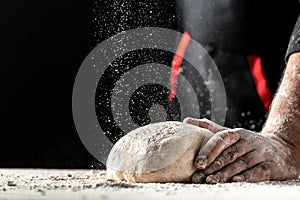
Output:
top-left (262, 52), bottom-right (300, 165)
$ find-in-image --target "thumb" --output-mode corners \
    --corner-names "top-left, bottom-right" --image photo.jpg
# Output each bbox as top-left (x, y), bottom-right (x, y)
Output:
top-left (183, 117), bottom-right (228, 133)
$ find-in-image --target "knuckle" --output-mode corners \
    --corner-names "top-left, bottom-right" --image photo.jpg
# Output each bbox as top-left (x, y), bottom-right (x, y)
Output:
top-left (204, 159), bottom-right (223, 174)
top-left (248, 134), bottom-right (262, 144)
top-left (237, 157), bottom-right (250, 168)
top-left (219, 131), bottom-right (231, 140)
top-left (214, 158), bottom-right (224, 168)
top-left (218, 130), bottom-right (240, 143)
top-left (214, 137), bottom-right (225, 145)
top-left (217, 172), bottom-right (229, 183)
top-left (225, 150), bottom-right (237, 161)
top-left (217, 150), bottom-right (237, 165)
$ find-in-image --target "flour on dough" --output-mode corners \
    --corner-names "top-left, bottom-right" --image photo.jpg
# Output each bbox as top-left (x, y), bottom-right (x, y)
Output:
top-left (106, 121), bottom-right (213, 183)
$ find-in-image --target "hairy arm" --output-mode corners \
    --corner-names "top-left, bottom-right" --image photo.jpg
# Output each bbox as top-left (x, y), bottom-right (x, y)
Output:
top-left (262, 52), bottom-right (300, 165)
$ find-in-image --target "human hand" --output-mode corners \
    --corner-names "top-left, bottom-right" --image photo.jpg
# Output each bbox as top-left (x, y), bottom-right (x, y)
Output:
top-left (183, 117), bottom-right (300, 183)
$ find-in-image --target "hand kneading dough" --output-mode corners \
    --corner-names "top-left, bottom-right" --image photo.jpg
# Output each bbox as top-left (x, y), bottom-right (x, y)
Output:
top-left (106, 121), bottom-right (213, 183)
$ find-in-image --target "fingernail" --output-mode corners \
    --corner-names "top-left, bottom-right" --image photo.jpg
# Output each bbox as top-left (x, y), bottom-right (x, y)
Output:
top-left (191, 173), bottom-right (205, 183)
top-left (232, 175), bottom-right (245, 182)
top-left (183, 117), bottom-right (193, 124)
top-left (206, 174), bottom-right (220, 184)
top-left (195, 156), bottom-right (208, 169)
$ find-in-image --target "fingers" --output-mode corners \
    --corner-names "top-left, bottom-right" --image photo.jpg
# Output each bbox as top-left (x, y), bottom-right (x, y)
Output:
top-left (232, 162), bottom-right (273, 183)
top-left (201, 139), bottom-right (254, 175)
top-left (195, 129), bottom-right (242, 169)
top-left (191, 129), bottom-right (300, 184)
top-left (183, 117), bottom-right (228, 133)
top-left (192, 150), bottom-right (261, 184)
top-left (205, 150), bottom-right (264, 183)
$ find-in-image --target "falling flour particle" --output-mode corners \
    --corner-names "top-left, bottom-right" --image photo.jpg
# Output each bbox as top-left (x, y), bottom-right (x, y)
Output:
top-left (106, 121), bottom-right (213, 183)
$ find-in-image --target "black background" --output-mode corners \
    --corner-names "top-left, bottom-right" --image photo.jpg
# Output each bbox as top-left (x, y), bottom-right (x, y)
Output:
top-left (1, 0), bottom-right (97, 168)
top-left (0, 0), bottom-right (177, 168)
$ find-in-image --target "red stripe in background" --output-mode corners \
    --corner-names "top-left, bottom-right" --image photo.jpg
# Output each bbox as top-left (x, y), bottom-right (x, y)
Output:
top-left (169, 31), bottom-right (191, 103)
top-left (247, 55), bottom-right (272, 110)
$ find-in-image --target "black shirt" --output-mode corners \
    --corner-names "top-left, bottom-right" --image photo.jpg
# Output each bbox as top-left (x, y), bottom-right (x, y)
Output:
top-left (286, 14), bottom-right (300, 60)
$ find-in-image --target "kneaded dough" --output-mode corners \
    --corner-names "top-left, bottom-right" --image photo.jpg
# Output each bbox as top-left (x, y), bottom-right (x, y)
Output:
top-left (106, 121), bottom-right (213, 183)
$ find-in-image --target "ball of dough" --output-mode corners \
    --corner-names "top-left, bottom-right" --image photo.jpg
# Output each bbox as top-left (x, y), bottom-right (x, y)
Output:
top-left (106, 121), bottom-right (213, 183)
